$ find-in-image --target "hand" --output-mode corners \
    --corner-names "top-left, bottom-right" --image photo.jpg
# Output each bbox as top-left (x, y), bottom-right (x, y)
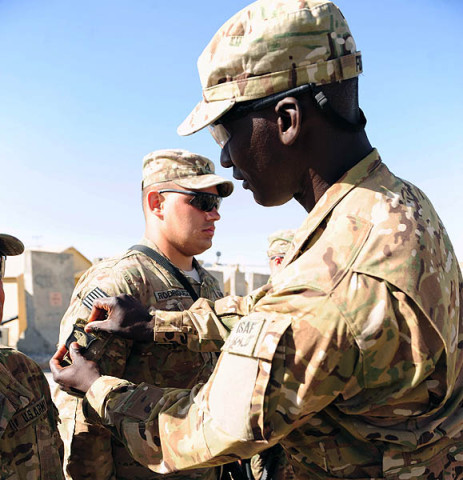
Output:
top-left (50, 343), bottom-right (101, 394)
top-left (84, 294), bottom-right (155, 342)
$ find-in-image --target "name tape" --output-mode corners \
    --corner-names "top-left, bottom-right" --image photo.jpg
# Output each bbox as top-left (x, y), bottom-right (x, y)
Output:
top-left (9, 396), bottom-right (48, 432)
top-left (154, 289), bottom-right (190, 302)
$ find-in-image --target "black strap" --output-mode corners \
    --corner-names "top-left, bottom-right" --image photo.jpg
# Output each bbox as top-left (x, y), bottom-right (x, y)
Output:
top-left (314, 90), bottom-right (367, 132)
top-left (129, 244), bottom-right (199, 301)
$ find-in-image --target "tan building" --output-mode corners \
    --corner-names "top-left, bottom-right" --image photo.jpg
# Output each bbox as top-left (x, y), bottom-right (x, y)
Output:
top-left (1, 247), bottom-right (92, 365)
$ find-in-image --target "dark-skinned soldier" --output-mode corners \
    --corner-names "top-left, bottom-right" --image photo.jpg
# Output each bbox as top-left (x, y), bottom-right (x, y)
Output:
top-left (51, 1), bottom-right (463, 478)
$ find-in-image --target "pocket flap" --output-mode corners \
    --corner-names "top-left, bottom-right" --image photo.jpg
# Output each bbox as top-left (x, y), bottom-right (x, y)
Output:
top-left (222, 313), bottom-right (292, 361)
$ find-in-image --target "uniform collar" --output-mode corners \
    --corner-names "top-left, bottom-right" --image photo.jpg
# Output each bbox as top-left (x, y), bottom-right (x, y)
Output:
top-left (282, 149), bottom-right (382, 268)
top-left (140, 237), bottom-right (205, 282)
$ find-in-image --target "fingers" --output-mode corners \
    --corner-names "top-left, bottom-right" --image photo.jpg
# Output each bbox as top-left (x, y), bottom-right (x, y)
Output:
top-left (88, 297), bottom-right (116, 323)
top-left (50, 343), bottom-right (101, 394)
top-left (67, 342), bottom-right (83, 361)
top-left (85, 319), bottom-right (111, 334)
top-left (54, 344), bottom-right (68, 362)
top-left (49, 344), bottom-right (68, 375)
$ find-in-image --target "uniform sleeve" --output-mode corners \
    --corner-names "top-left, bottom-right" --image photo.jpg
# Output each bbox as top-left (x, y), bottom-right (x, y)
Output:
top-left (153, 289), bottom-right (267, 351)
top-left (83, 288), bottom-right (360, 473)
top-left (0, 349), bottom-right (64, 480)
top-left (55, 264), bottom-right (136, 480)
top-left (58, 266), bottom-right (134, 374)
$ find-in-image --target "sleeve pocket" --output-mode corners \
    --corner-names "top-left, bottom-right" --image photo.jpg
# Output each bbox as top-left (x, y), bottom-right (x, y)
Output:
top-left (206, 314), bottom-right (292, 442)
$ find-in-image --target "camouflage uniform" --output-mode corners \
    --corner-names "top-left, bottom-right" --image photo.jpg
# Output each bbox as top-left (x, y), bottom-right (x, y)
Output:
top-left (245, 229), bottom-right (297, 480)
top-left (83, 150), bottom-right (463, 479)
top-left (0, 346), bottom-right (63, 479)
top-left (55, 147), bottom-right (231, 480)
top-left (73, 1), bottom-right (462, 478)
top-left (267, 230), bottom-right (295, 260)
top-left (55, 238), bottom-right (224, 480)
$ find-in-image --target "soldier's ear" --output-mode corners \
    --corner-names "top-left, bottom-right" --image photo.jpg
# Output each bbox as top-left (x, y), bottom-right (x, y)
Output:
top-left (147, 190), bottom-right (163, 218)
top-left (275, 97), bottom-right (301, 146)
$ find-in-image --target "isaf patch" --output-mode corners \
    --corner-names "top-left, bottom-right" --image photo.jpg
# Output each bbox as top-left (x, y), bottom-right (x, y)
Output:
top-left (82, 287), bottom-right (109, 310)
top-left (222, 316), bottom-right (266, 357)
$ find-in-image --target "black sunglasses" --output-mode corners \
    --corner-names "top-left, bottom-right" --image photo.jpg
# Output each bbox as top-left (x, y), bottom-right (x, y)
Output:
top-left (158, 189), bottom-right (222, 212)
top-left (210, 81), bottom-right (366, 147)
top-left (0, 256), bottom-right (6, 280)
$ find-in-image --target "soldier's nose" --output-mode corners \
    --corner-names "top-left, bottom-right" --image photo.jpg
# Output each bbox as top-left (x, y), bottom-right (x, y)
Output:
top-left (220, 148), bottom-right (233, 169)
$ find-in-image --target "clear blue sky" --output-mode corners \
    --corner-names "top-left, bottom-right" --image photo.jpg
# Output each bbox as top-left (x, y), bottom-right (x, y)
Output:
top-left (1, 0), bottom-right (462, 267)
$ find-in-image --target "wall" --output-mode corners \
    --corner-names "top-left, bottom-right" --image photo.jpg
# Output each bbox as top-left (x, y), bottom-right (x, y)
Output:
top-left (16, 250), bottom-right (75, 363)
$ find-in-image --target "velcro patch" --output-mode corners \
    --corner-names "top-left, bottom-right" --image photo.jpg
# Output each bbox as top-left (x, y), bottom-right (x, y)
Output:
top-left (154, 288), bottom-right (190, 302)
top-left (82, 287), bottom-right (109, 310)
top-left (61, 324), bottom-right (99, 369)
top-left (9, 396), bottom-right (47, 432)
top-left (222, 316), bottom-right (266, 357)
top-left (64, 324), bottom-right (98, 351)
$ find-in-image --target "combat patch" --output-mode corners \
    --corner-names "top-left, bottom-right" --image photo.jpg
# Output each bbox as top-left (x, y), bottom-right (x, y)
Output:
top-left (59, 323), bottom-right (99, 370)
top-left (9, 396), bottom-right (47, 432)
top-left (82, 287), bottom-right (109, 310)
top-left (154, 288), bottom-right (190, 302)
top-left (222, 315), bottom-right (266, 357)
top-left (64, 323), bottom-right (98, 352)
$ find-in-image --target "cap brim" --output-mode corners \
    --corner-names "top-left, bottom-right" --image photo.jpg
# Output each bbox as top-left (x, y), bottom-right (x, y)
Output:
top-left (0, 234), bottom-right (25, 256)
top-left (177, 98), bottom-right (236, 137)
top-left (174, 174), bottom-right (234, 197)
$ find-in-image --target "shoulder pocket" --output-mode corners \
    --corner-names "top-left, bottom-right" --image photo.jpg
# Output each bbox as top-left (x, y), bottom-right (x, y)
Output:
top-left (207, 314), bottom-right (292, 442)
top-left (221, 313), bottom-right (292, 360)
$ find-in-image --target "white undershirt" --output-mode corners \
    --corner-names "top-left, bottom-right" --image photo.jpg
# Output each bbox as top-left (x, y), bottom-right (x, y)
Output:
top-left (182, 267), bottom-right (200, 283)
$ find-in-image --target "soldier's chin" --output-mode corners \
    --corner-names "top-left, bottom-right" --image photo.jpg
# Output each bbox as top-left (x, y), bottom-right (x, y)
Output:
top-left (195, 239), bottom-right (213, 256)
top-left (252, 190), bottom-right (289, 208)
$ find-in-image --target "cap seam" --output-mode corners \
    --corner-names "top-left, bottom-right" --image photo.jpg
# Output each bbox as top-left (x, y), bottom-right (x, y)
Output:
top-left (203, 52), bottom-right (361, 102)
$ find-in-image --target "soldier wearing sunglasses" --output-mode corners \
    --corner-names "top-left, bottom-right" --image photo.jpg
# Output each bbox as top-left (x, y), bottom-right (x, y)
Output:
top-left (52, 1), bottom-right (463, 479)
top-left (53, 149), bottom-right (233, 480)
top-left (0, 233), bottom-right (64, 479)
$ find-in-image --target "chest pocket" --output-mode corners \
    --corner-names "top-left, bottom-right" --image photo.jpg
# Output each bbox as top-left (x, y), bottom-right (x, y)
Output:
top-left (206, 313), bottom-right (292, 442)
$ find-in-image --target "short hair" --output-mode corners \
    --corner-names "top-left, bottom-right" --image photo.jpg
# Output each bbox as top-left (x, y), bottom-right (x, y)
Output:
top-left (141, 181), bottom-right (177, 218)
top-left (312, 77), bottom-right (360, 125)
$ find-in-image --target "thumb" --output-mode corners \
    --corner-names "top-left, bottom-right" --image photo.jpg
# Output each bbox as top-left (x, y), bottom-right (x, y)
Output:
top-left (68, 342), bottom-right (83, 361)
top-left (84, 319), bottom-right (110, 334)
top-left (88, 297), bottom-right (114, 323)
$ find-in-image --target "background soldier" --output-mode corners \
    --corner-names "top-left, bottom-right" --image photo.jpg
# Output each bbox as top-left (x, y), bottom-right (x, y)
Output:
top-left (0, 233), bottom-right (64, 479)
top-left (266, 230), bottom-right (295, 276)
top-left (53, 149), bottom-right (232, 480)
top-left (52, 1), bottom-right (463, 478)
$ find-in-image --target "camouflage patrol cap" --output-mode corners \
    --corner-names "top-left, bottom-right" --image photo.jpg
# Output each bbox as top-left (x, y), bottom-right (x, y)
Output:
top-left (178, 0), bottom-right (362, 136)
top-left (0, 234), bottom-right (24, 256)
top-left (267, 229), bottom-right (295, 258)
top-left (142, 149), bottom-right (233, 197)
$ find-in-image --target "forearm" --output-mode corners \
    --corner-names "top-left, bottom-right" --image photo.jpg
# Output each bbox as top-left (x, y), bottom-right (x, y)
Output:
top-left (153, 295), bottom-right (257, 351)
top-left (82, 311), bottom-right (295, 473)
top-left (83, 375), bottom-right (269, 473)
